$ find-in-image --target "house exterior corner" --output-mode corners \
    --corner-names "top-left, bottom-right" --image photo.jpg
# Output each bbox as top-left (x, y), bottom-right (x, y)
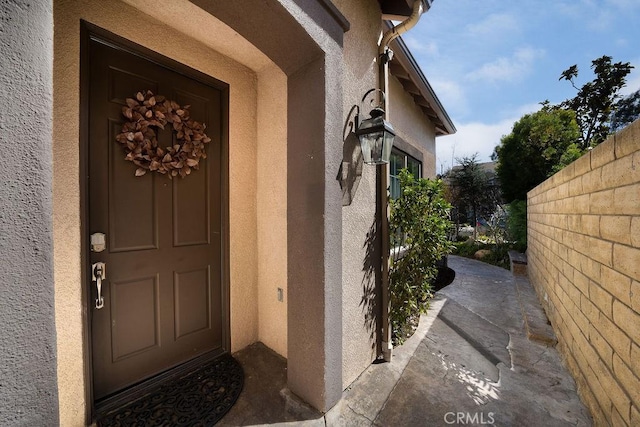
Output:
top-left (0, 0), bottom-right (454, 424)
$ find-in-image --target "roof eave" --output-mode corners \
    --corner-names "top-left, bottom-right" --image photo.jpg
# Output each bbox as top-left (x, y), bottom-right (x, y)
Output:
top-left (379, 0), bottom-right (432, 19)
top-left (387, 27), bottom-right (456, 136)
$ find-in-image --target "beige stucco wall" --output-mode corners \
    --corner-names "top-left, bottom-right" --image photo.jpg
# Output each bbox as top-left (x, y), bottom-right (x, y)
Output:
top-left (53, 0), bottom-right (287, 424)
top-left (52, 0), bottom-right (445, 420)
top-left (388, 75), bottom-right (437, 178)
top-left (334, 0), bottom-right (381, 388)
top-left (527, 120), bottom-right (640, 426)
top-left (257, 65), bottom-right (288, 357)
top-left (333, 0), bottom-right (440, 388)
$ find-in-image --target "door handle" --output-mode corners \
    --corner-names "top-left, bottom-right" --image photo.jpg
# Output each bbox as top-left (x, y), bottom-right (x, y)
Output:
top-left (92, 262), bottom-right (106, 309)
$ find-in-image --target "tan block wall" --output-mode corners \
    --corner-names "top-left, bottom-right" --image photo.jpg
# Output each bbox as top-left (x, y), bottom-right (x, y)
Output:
top-left (527, 120), bottom-right (640, 426)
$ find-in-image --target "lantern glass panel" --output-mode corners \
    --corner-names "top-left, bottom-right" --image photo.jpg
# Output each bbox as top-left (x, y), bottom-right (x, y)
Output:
top-left (356, 115), bottom-right (395, 164)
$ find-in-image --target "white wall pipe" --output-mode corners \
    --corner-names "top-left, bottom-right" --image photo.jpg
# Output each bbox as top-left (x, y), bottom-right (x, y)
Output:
top-left (379, 0), bottom-right (429, 55)
top-left (378, 0), bottom-right (430, 363)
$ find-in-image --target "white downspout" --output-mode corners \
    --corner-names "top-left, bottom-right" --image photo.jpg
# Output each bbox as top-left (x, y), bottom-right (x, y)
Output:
top-left (379, 0), bottom-right (428, 56)
top-left (378, 0), bottom-right (429, 362)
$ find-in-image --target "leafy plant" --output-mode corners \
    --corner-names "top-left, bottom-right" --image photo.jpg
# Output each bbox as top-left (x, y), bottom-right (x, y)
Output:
top-left (506, 200), bottom-right (527, 250)
top-left (389, 169), bottom-right (453, 345)
top-left (494, 55), bottom-right (634, 205)
top-left (452, 241), bottom-right (512, 270)
top-left (493, 106), bottom-right (581, 202)
top-left (559, 55), bottom-right (633, 149)
top-left (446, 154), bottom-right (501, 240)
top-left (485, 204), bottom-right (508, 245)
top-left (611, 89), bottom-right (640, 132)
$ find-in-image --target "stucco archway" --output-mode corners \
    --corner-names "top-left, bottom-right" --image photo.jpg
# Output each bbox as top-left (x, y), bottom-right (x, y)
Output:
top-left (52, 1), bottom-right (345, 423)
top-left (191, 0), bottom-right (346, 411)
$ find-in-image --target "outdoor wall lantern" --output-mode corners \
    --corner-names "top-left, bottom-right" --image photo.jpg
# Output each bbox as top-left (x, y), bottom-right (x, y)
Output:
top-left (355, 88), bottom-right (396, 165)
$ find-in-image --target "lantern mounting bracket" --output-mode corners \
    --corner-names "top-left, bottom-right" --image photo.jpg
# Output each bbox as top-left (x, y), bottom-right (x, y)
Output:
top-left (354, 88), bottom-right (396, 165)
top-left (358, 88), bottom-right (386, 120)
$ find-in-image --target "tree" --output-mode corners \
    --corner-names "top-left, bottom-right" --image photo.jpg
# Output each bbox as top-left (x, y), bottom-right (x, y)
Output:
top-left (611, 89), bottom-right (640, 132)
top-left (494, 107), bottom-right (581, 202)
top-left (559, 55), bottom-right (633, 149)
top-left (446, 154), bottom-right (500, 237)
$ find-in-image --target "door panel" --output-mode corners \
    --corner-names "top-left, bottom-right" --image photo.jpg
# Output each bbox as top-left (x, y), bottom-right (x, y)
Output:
top-left (88, 36), bottom-right (226, 400)
top-left (110, 276), bottom-right (160, 361)
top-left (108, 131), bottom-right (159, 252)
top-left (174, 266), bottom-right (211, 339)
top-left (108, 73), bottom-right (158, 106)
top-left (173, 161), bottom-right (210, 247)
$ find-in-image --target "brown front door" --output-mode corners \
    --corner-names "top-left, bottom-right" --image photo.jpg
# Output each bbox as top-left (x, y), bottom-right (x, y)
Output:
top-left (87, 34), bottom-right (228, 400)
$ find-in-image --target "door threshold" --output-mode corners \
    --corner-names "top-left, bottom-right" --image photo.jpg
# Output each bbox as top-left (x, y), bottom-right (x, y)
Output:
top-left (94, 348), bottom-right (225, 418)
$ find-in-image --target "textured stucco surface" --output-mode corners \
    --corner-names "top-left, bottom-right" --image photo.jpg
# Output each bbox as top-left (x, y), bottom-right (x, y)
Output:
top-left (0, 0), bottom-right (59, 424)
top-left (334, 0), bottom-right (440, 389)
top-left (184, 0), bottom-right (345, 411)
top-left (53, 0), bottom-right (273, 423)
top-left (50, 0), bottom-right (443, 420)
top-left (388, 75), bottom-right (437, 178)
top-left (284, 0), bottom-right (346, 411)
top-left (207, 0), bottom-right (346, 411)
top-left (334, 0), bottom-right (381, 389)
top-left (257, 65), bottom-right (288, 357)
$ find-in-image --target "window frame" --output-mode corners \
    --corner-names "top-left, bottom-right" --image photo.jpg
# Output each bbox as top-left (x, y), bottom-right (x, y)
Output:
top-left (389, 147), bottom-right (422, 199)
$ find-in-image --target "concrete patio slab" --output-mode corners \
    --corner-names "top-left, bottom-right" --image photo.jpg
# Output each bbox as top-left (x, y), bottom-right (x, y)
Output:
top-left (219, 255), bottom-right (592, 426)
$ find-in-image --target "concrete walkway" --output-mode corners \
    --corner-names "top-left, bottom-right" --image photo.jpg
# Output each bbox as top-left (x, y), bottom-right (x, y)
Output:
top-left (221, 255), bottom-right (593, 426)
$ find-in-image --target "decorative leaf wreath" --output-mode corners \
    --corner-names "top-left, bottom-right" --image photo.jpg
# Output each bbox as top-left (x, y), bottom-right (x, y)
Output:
top-left (115, 90), bottom-right (211, 178)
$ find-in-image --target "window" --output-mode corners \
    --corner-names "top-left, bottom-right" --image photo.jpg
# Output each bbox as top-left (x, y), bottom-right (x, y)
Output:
top-left (389, 148), bottom-right (422, 199)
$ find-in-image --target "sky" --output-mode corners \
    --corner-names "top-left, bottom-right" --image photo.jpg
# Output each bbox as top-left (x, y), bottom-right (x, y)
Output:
top-left (403, 0), bottom-right (640, 174)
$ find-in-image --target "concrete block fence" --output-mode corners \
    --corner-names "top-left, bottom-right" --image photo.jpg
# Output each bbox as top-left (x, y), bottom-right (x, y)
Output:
top-left (527, 120), bottom-right (640, 426)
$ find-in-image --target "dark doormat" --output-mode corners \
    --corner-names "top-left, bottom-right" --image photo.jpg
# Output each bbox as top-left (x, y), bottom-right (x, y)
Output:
top-left (98, 354), bottom-right (244, 426)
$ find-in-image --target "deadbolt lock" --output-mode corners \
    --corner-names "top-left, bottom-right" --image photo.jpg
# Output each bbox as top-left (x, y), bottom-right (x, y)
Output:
top-left (91, 232), bottom-right (106, 252)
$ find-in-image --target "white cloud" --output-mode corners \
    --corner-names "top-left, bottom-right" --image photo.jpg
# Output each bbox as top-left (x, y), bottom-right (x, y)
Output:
top-left (436, 103), bottom-right (540, 173)
top-left (586, 10), bottom-right (615, 31)
top-left (404, 35), bottom-right (439, 56)
top-left (436, 119), bottom-right (513, 173)
top-left (429, 78), bottom-right (469, 118)
top-left (465, 13), bottom-right (518, 38)
top-left (615, 38), bottom-right (629, 47)
top-left (621, 59), bottom-right (640, 96)
top-left (556, 0), bottom-right (627, 31)
top-left (557, 0), bottom-right (596, 18)
top-left (466, 47), bottom-right (545, 83)
top-left (606, 0), bottom-right (640, 10)
top-left (504, 102), bottom-right (543, 119)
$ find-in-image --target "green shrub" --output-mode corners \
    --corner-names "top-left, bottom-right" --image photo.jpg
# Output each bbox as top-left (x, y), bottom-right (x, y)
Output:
top-left (453, 241), bottom-right (513, 270)
top-left (483, 244), bottom-right (511, 269)
top-left (453, 241), bottom-right (481, 257)
top-left (389, 169), bottom-right (454, 345)
top-left (507, 200), bottom-right (527, 250)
